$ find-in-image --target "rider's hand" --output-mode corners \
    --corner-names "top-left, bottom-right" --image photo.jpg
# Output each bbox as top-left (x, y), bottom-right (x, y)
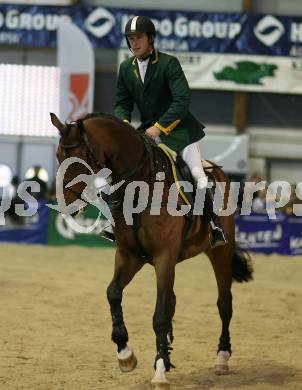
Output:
top-left (145, 126), bottom-right (161, 138)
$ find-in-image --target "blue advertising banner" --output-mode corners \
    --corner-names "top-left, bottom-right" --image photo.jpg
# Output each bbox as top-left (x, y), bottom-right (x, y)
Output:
top-left (0, 5), bottom-right (302, 56)
top-left (0, 201), bottom-right (49, 245)
top-left (236, 213), bottom-right (302, 256)
top-left (236, 213), bottom-right (285, 255)
top-left (286, 217), bottom-right (302, 255)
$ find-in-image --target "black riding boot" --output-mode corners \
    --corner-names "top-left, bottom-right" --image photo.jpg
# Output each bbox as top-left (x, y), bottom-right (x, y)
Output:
top-left (204, 187), bottom-right (227, 248)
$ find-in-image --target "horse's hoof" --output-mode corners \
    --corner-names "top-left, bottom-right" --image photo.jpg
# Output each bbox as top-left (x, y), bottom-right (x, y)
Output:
top-left (150, 380), bottom-right (170, 389)
top-left (151, 358), bottom-right (170, 389)
top-left (214, 351), bottom-right (230, 375)
top-left (118, 351), bottom-right (137, 373)
top-left (214, 364), bottom-right (230, 375)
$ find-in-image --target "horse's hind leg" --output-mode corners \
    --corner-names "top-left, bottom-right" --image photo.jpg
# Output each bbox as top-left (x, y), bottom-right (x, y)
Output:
top-left (107, 249), bottom-right (144, 373)
top-left (207, 244), bottom-right (234, 375)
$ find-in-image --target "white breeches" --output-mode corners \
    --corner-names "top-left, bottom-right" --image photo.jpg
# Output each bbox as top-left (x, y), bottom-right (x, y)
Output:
top-left (180, 141), bottom-right (208, 189)
top-left (154, 137), bottom-right (207, 189)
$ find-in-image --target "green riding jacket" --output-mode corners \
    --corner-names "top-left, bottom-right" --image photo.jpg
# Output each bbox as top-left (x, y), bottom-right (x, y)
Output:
top-left (114, 50), bottom-right (205, 152)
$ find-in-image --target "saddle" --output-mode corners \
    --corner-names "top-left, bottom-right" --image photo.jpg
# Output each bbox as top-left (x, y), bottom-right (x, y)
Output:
top-left (154, 142), bottom-right (217, 210)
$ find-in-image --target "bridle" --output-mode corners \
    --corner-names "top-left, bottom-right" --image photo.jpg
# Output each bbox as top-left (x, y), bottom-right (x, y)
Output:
top-left (58, 120), bottom-right (152, 202)
top-left (58, 121), bottom-right (100, 199)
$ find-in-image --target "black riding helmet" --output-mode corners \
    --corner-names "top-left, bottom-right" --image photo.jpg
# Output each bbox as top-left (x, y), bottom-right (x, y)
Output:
top-left (125, 16), bottom-right (156, 50)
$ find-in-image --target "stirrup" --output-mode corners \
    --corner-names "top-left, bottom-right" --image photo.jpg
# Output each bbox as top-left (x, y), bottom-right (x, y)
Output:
top-left (210, 222), bottom-right (227, 248)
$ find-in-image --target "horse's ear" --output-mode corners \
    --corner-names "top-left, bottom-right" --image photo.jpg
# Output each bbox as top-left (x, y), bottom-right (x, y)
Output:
top-left (50, 112), bottom-right (64, 134)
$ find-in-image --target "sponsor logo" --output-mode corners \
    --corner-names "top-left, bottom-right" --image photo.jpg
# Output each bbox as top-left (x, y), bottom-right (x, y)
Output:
top-left (85, 7), bottom-right (115, 38)
top-left (236, 224), bottom-right (282, 248)
top-left (290, 234), bottom-right (302, 250)
top-left (214, 60), bottom-right (278, 85)
top-left (254, 15), bottom-right (285, 46)
top-left (68, 74), bottom-right (89, 122)
top-left (0, 9), bottom-right (71, 31)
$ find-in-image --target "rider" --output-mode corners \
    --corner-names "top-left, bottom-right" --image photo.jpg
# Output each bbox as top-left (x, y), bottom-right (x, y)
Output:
top-left (110, 15), bottom-right (226, 247)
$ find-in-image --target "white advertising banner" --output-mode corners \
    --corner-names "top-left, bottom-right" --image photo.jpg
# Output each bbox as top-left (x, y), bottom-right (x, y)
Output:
top-left (118, 50), bottom-right (302, 94)
top-left (58, 22), bottom-right (94, 123)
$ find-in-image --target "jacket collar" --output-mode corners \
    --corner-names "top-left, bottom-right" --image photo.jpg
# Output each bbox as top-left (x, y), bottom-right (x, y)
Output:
top-left (131, 49), bottom-right (159, 66)
top-left (132, 50), bottom-right (159, 88)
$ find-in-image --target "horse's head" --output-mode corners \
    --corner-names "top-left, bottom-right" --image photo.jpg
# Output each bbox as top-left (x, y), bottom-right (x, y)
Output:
top-left (51, 111), bottom-right (148, 216)
top-left (50, 113), bottom-right (96, 214)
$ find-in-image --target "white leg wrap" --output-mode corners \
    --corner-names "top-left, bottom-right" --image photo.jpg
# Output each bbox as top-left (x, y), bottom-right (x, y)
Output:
top-left (117, 345), bottom-right (132, 360)
top-left (152, 358), bottom-right (168, 383)
top-left (216, 350), bottom-right (230, 365)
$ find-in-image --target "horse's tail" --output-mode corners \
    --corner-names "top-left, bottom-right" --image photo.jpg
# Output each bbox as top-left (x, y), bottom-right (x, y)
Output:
top-left (232, 245), bottom-right (253, 283)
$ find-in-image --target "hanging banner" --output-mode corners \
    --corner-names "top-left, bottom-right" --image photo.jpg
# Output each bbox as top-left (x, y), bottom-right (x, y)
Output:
top-left (0, 5), bottom-right (302, 57)
top-left (118, 49), bottom-right (302, 94)
top-left (1, 5), bottom-right (302, 94)
top-left (58, 21), bottom-right (94, 122)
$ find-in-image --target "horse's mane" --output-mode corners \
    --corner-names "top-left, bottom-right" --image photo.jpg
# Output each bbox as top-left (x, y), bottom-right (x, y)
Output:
top-left (62, 112), bottom-right (137, 141)
top-left (82, 112), bottom-right (135, 131)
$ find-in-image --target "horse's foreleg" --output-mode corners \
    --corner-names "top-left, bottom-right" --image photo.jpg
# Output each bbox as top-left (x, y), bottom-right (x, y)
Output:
top-left (151, 253), bottom-right (176, 389)
top-left (167, 291), bottom-right (176, 346)
top-left (107, 249), bottom-right (144, 372)
top-left (215, 288), bottom-right (232, 375)
top-left (207, 246), bottom-right (233, 375)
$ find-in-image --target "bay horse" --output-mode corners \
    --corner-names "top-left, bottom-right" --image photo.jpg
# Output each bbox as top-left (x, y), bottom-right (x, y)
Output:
top-left (51, 112), bottom-right (253, 389)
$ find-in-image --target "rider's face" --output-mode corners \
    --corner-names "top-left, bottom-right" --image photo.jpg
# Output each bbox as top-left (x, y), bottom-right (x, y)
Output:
top-left (127, 33), bottom-right (152, 59)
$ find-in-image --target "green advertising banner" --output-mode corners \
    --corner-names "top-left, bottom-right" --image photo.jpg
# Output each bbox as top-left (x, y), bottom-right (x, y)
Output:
top-left (47, 204), bottom-right (115, 247)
